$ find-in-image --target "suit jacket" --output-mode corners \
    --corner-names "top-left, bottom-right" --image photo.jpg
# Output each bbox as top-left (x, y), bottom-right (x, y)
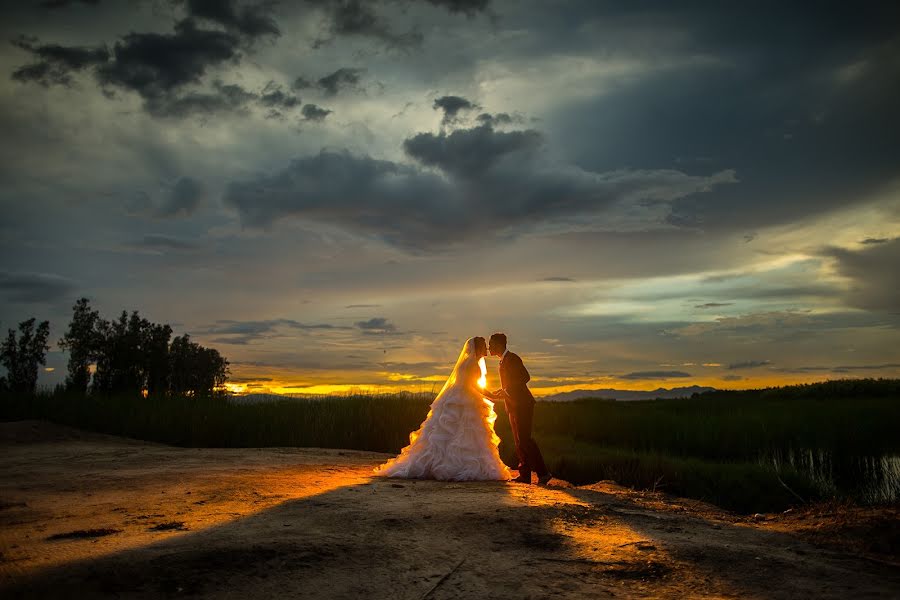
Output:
top-left (499, 351), bottom-right (535, 406)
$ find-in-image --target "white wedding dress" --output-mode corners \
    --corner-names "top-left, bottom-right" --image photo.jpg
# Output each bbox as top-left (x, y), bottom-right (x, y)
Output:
top-left (373, 338), bottom-right (512, 481)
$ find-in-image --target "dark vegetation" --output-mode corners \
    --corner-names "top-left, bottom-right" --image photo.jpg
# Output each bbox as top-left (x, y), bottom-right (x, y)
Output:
top-left (3, 379), bottom-right (898, 513)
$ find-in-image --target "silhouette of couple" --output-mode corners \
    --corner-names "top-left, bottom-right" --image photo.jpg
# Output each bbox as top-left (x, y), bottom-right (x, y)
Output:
top-left (374, 333), bottom-right (551, 484)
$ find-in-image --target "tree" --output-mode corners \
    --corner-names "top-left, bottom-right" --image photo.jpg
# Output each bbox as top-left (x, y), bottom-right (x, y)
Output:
top-left (143, 322), bottom-right (172, 398)
top-left (58, 298), bottom-right (101, 395)
top-left (92, 310), bottom-right (148, 397)
top-left (0, 318), bottom-right (51, 394)
top-left (169, 334), bottom-right (229, 398)
top-left (57, 298), bottom-right (229, 399)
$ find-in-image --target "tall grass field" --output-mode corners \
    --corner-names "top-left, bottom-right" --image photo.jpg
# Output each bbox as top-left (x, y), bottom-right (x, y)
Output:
top-left (2, 378), bottom-right (898, 513)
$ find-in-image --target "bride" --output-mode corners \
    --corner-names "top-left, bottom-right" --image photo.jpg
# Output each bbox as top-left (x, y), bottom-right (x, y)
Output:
top-left (373, 336), bottom-right (512, 481)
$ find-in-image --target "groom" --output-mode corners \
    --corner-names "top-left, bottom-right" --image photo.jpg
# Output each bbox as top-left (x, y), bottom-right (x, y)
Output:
top-left (485, 333), bottom-right (551, 485)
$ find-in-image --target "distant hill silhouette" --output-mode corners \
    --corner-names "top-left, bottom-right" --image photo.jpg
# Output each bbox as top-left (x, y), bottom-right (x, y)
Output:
top-left (228, 387), bottom-right (718, 403)
top-left (535, 386), bottom-right (717, 402)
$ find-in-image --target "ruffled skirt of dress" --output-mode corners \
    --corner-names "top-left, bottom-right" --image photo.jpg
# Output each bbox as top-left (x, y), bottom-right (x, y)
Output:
top-left (373, 387), bottom-right (512, 481)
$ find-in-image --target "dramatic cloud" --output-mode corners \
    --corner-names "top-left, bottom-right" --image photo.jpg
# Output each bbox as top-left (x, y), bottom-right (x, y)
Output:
top-left (11, 35), bottom-right (109, 86)
top-left (0, 271), bottom-right (77, 304)
top-left (259, 81), bottom-right (301, 109)
top-left (476, 112), bottom-right (524, 127)
top-left (144, 80), bottom-right (257, 117)
top-left (40, 0), bottom-right (100, 7)
top-left (433, 95), bottom-right (480, 124)
top-left (224, 123), bottom-right (736, 250)
top-left (300, 103), bottom-right (332, 121)
top-left (3, 1), bottom-right (899, 392)
top-left (825, 238), bottom-right (900, 313)
top-left (310, 0), bottom-right (424, 50)
top-left (180, 0), bottom-right (280, 39)
top-left (424, 0), bottom-right (491, 16)
top-left (96, 19), bottom-right (242, 97)
top-left (9, 2), bottom-right (281, 118)
top-left (402, 123), bottom-right (542, 177)
top-left (316, 67), bottom-right (365, 96)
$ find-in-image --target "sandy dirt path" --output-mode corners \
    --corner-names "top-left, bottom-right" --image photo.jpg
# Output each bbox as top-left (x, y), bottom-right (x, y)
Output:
top-left (1, 420), bottom-right (898, 599)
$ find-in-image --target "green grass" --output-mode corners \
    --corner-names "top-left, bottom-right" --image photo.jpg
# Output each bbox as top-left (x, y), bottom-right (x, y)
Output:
top-left (2, 378), bottom-right (897, 514)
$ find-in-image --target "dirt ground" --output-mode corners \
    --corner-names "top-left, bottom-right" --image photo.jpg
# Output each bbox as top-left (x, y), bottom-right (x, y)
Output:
top-left (1, 420), bottom-right (898, 599)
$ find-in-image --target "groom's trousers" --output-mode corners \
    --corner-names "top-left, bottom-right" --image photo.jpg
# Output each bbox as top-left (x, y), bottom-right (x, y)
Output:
top-left (506, 398), bottom-right (548, 479)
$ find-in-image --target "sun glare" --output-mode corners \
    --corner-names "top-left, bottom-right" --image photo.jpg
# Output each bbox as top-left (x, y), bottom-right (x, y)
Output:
top-left (478, 357), bottom-right (487, 388)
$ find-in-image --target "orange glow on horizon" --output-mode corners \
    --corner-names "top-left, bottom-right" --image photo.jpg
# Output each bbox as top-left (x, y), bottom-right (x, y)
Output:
top-left (221, 364), bottom-right (896, 398)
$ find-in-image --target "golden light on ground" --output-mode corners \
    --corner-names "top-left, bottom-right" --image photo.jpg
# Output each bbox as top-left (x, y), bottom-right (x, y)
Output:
top-left (0, 438), bottom-right (379, 576)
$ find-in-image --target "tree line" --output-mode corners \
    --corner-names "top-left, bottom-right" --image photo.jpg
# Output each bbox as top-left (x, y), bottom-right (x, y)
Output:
top-left (1, 298), bottom-right (229, 398)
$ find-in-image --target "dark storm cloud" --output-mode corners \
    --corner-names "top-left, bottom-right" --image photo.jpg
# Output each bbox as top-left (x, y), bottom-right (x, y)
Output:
top-left (0, 271), bottom-right (77, 303)
top-left (423, 0), bottom-right (491, 16)
top-left (157, 177), bottom-right (205, 217)
top-left (291, 76), bottom-right (314, 90)
top-left (824, 238), bottom-right (900, 313)
top-left (621, 371), bottom-right (691, 380)
top-left (727, 360), bottom-right (771, 370)
top-left (10, 35), bottom-right (109, 87)
top-left (476, 112), bottom-right (524, 127)
top-left (258, 82), bottom-right (301, 109)
top-left (403, 123), bottom-right (542, 177)
top-left (432, 95), bottom-right (480, 124)
top-left (10, 2), bottom-right (280, 118)
top-left (143, 80), bottom-right (257, 118)
top-left (548, 3), bottom-right (900, 234)
top-left (695, 302), bottom-right (732, 309)
top-left (40, 0), bottom-right (100, 8)
top-left (289, 68), bottom-right (365, 105)
top-left (310, 0), bottom-right (423, 50)
top-left (316, 67), bottom-right (365, 96)
top-left (144, 79), bottom-right (304, 119)
top-left (860, 237), bottom-right (890, 245)
top-left (180, 0), bottom-right (280, 39)
top-left (307, 0), bottom-right (493, 51)
top-left (95, 19), bottom-right (242, 98)
top-left (540, 277), bottom-right (575, 282)
top-left (300, 103), bottom-right (332, 121)
top-left (223, 122), bottom-right (735, 250)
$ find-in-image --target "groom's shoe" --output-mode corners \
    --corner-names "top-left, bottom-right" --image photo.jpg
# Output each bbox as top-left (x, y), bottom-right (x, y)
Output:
top-left (510, 473), bottom-right (532, 484)
top-left (537, 472), bottom-right (553, 485)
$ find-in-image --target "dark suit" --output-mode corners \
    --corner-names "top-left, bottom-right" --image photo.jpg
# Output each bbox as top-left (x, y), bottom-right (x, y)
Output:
top-left (499, 350), bottom-right (548, 479)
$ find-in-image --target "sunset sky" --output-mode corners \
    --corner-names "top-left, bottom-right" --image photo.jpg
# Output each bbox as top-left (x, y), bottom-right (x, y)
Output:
top-left (1, 0), bottom-right (899, 396)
